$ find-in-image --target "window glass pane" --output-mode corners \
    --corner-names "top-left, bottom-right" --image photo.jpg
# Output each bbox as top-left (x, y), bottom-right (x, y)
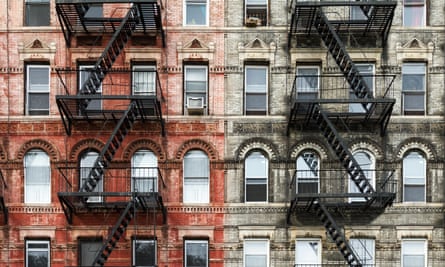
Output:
top-left (404, 185), bottom-right (425, 202)
top-left (403, 4), bottom-right (425, 27)
top-left (402, 240), bottom-right (426, 267)
top-left (133, 66), bottom-right (156, 95)
top-left (132, 150), bottom-right (157, 192)
top-left (25, 1), bottom-right (50, 26)
top-left (350, 239), bottom-right (375, 265)
top-left (80, 240), bottom-right (102, 266)
top-left (295, 240), bottom-right (320, 264)
top-left (184, 150), bottom-right (209, 203)
top-left (296, 68), bottom-right (319, 93)
top-left (246, 152), bottom-right (267, 177)
top-left (80, 151), bottom-right (103, 202)
top-left (25, 150), bottom-right (50, 203)
top-left (185, 241), bottom-right (208, 267)
top-left (184, 151), bottom-right (209, 178)
top-left (246, 94), bottom-right (267, 111)
top-left (26, 240), bottom-right (49, 267)
top-left (244, 240), bottom-right (268, 267)
top-left (186, 0), bottom-right (207, 25)
top-left (246, 181), bottom-right (267, 202)
top-left (134, 240), bottom-right (156, 266)
top-left (246, 68), bottom-right (267, 92)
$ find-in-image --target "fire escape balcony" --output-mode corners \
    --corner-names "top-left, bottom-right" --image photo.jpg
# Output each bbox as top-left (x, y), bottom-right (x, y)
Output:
top-left (0, 170), bottom-right (8, 224)
top-left (58, 166), bottom-right (166, 225)
top-left (56, 0), bottom-right (165, 47)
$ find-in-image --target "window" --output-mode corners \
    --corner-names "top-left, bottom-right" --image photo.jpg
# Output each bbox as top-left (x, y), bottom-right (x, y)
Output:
top-left (296, 66), bottom-right (319, 100)
top-left (133, 65), bottom-right (156, 96)
top-left (245, 0), bottom-right (267, 26)
top-left (350, 238), bottom-right (375, 266)
top-left (25, 0), bottom-right (50, 26)
top-left (24, 149), bottom-right (50, 204)
top-left (79, 65), bottom-right (102, 111)
top-left (401, 239), bottom-right (427, 267)
top-left (79, 239), bottom-right (102, 267)
top-left (350, 63), bottom-right (374, 113)
top-left (350, 5), bottom-right (368, 20)
top-left (183, 150), bottom-right (209, 203)
top-left (245, 151), bottom-right (268, 202)
top-left (132, 150), bottom-right (158, 193)
top-left (133, 239), bottom-right (156, 267)
top-left (245, 65), bottom-right (268, 115)
top-left (349, 151), bottom-right (375, 202)
top-left (244, 240), bottom-right (269, 267)
top-left (403, 151), bottom-right (426, 202)
top-left (402, 63), bottom-right (426, 115)
top-left (296, 151), bottom-right (319, 194)
top-left (185, 240), bottom-right (208, 267)
top-left (403, 0), bottom-right (425, 27)
top-left (295, 239), bottom-right (321, 265)
top-left (184, 0), bottom-right (208, 26)
top-left (80, 151), bottom-right (103, 203)
top-left (184, 65), bottom-right (208, 115)
top-left (26, 240), bottom-right (50, 267)
top-left (26, 65), bottom-right (50, 115)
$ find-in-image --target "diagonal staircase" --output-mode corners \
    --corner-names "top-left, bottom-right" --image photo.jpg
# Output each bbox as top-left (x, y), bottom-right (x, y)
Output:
top-left (302, 151), bottom-right (318, 176)
top-left (80, 101), bottom-right (140, 194)
top-left (79, 5), bottom-right (140, 111)
top-left (94, 200), bottom-right (136, 266)
top-left (313, 201), bottom-right (362, 267)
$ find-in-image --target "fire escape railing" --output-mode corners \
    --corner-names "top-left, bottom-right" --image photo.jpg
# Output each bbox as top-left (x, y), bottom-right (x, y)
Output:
top-left (0, 169), bottom-right (8, 224)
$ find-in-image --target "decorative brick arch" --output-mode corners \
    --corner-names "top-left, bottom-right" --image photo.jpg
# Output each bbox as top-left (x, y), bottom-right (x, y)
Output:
top-left (235, 138), bottom-right (279, 161)
top-left (16, 139), bottom-right (59, 161)
top-left (175, 139), bottom-right (218, 160)
top-left (69, 139), bottom-right (104, 161)
top-left (123, 139), bottom-right (166, 161)
top-left (349, 138), bottom-right (384, 160)
top-left (396, 138), bottom-right (436, 161)
top-left (290, 139), bottom-right (329, 161)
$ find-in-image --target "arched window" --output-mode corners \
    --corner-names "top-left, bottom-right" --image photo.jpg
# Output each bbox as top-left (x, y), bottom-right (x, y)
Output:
top-left (349, 150), bottom-right (375, 202)
top-left (24, 149), bottom-right (50, 204)
top-left (296, 150), bottom-right (320, 194)
top-left (131, 150), bottom-right (158, 192)
top-left (403, 150), bottom-right (426, 202)
top-left (245, 151), bottom-right (268, 202)
top-left (80, 151), bottom-right (103, 203)
top-left (183, 150), bottom-right (209, 203)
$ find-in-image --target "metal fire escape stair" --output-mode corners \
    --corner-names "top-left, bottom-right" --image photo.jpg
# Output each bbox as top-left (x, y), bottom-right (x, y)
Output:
top-left (80, 101), bottom-right (140, 194)
top-left (94, 200), bottom-right (136, 266)
top-left (79, 5), bottom-right (140, 111)
top-left (313, 201), bottom-right (362, 267)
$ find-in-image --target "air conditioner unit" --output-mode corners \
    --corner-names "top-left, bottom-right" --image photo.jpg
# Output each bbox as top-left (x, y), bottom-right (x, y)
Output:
top-left (187, 97), bottom-right (205, 115)
top-left (245, 17), bottom-right (261, 27)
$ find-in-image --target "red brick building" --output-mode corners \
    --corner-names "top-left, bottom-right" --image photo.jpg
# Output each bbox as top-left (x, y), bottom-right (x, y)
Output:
top-left (0, 0), bottom-right (225, 266)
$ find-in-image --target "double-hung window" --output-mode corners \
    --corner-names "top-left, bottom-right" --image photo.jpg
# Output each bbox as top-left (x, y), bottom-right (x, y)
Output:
top-left (184, 0), bottom-right (208, 26)
top-left (133, 239), bottom-right (157, 267)
top-left (402, 239), bottom-right (427, 267)
top-left (26, 240), bottom-right (50, 267)
top-left (350, 238), bottom-right (375, 266)
top-left (296, 66), bottom-right (319, 100)
top-left (245, 65), bottom-right (268, 115)
top-left (133, 65), bottom-right (156, 96)
top-left (26, 65), bottom-right (50, 115)
top-left (185, 240), bottom-right (208, 267)
top-left (245, 0), bottom-right (267, 26)
top-left (244, 240), bottom-right (269, 267)
top-left (80, 151), bottom-right (103, 203)
top-left (295, 239), bottom-right (321, 265)
top-left (402, 63), bottom-right (426, 115)
top-left (79, 65), bottom-right (102, 111)
top-left (79, 239), bottom-right (102, 266)
top-left (245, 151), bottom-right (268, 202)
top-left (403, 151), bottom-right (426, 202)
top-left (183, 150), bottom-right (209, 203)
top-left (184, 65), bottom-right (208, 115)
top-left (403, 0), bottom-right (426, 27)
top-left (296, 151), bottom-right (319, 194)
top-left (350, 63), bottom-right (374, 113)
top-left (25, 0), bottom-right (50, 26)
top-left (132, 150), bottom-right (158, 193)
top-left (24, 149), bottom-right (50, 204)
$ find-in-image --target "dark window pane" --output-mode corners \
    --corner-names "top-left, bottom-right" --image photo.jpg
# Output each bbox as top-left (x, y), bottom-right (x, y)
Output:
top-left (135, 241), bottom-right (156, 266)
top-left (246, 183), bottom-right (267, 202)
top-left (28, 251), bottom-right (49, 267)
top-left (25, 2), bottom-right (50, 26)
top-left (246, 93), bottom-right (266, 111)
top-left (28, 93), bottom-right (49, 115)
top-left (404, 185), bottom-right (425, 202)
top-left (403, 93), bottom-right (424, 112)
top-left (186, 241), bottom-right (208, 267)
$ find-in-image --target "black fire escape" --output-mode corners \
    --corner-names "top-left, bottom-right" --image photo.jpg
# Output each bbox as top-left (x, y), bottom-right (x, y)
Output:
top-left (0, 170), bottom-right (8, 225)
top-left (55, 1), bottom-right (166, 266)
top-left (287, 1), bottom-right (397, 266)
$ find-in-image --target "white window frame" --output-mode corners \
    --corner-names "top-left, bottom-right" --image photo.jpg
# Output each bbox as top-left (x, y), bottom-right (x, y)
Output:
top-left (132, 65), bottom-right (156, 96)
top-left (24, 149), bottom-right (51, 204)
top-left (350, 238), bottom-right (375, 266)
top-left (349, 150), bottom-right (375, 202)
top-left (132, 150), bottom-right (158, 193)
top-left (403, 0), bottom-right (426, 27)
top-left (80, 151), bottom-right (103, 203)
top-left (350, 63), bottom-right (375, 113)
top-left (184, 240), bottom-right (208, 267)
top-left (295, 239), bottom-right (321, 265)
top-left (402, 63), bottom-right (426, 115)
top-left (401, 239), bottom-right (427, 267)
top-left (184, 0), bottom-right (209, 26)
top-left (245, 151), bottom-right (268, 203)
top-left (183, 150), bottom-right (210, 203)
top-left (403, 151), bottom-right (426, 202)
top-left (25, 0), bottom-right (50, 26)
top-left (296, 66), bottom-right (320, 100)
top-left (244, 239), bottom-right (269, 267)
top-left (245, 65), bottom-right (268, 115)
top-left (26, 64), bottom-right (50, 115)
top-left (133, 239), bottom-right (157, 267)
top-left (26, 239), bottom-right (50, 267)
top-left (296, 151), bottom-right (320, 194)
top-left (184, 65), bottom-right (208, 115)
top-left (245, 0), bottom-right (268, 26)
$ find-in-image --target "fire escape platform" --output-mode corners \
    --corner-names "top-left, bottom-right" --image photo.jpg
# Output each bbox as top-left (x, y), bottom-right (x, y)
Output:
top-left (56, 0), bottom-right (164, 46)
top-left (289, 1), bottom-right (397, 43)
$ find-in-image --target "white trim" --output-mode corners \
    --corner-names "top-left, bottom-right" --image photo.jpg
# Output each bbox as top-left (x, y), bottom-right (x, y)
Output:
top-left (26, 240), bottom-right (50, 267)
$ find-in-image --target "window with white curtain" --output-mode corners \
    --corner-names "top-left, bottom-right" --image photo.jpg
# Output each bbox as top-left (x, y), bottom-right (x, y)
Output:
top-left (80, 151), bottom-right (103, 203)
top-left (296, 66), bottom-right (319, 100)
top-left (132, 150), bottom-right (158, 192)
top-left (244, 240), bottom-right (269, 267)
top-left (295, 239), bottom-right (321, 265)
top-left (245, 151), bottom-right (268, 202)
top-left (403, 150), bottom-right (426, 202)
top-left (132, 65), bottom-right (156, 96)
top-left (183, 150), bottom-right (209, 203)
top-left (350, 238), bottom-right (375, 266)
top-left (26, 64), bottom-right (50, 115)
top-left (24, 149), bottom-right (50, 204)
top-left (349, 150), bottom-right (375, 202)
top-left (402, 239), bottom-right (427, 267)
top-left (296, 151), bottom-right (319, 194)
